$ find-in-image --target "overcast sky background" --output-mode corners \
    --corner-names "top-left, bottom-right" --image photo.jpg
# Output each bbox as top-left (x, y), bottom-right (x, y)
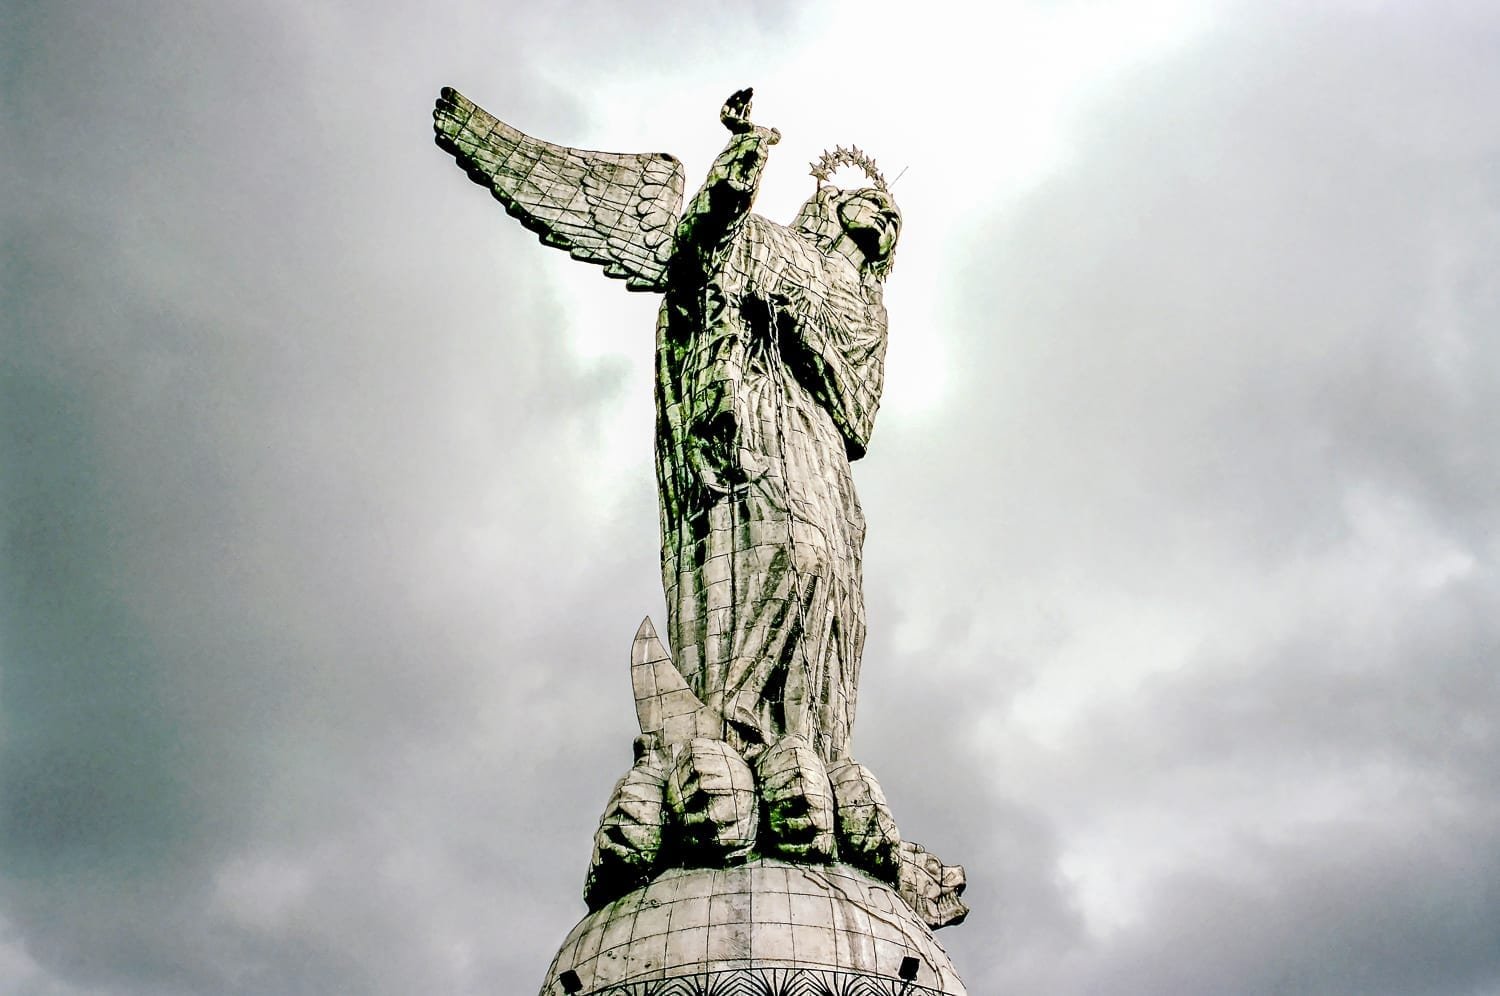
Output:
top-left (5, 1), bottom-right (1499, 993)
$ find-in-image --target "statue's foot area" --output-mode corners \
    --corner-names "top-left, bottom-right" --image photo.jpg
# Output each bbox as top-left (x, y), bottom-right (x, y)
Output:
top-left (755, 735), bottom-right (837, 861)
top-left (592, 619), bottom-right (968, 930)
top-left (543, 861), bottom-right (967, 996)
top-left (583, 735), bottom-right (966, 930)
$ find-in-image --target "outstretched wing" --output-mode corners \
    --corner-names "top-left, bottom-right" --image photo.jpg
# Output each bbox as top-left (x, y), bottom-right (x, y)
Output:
top-left (433, 86), bottom-right (684, 292)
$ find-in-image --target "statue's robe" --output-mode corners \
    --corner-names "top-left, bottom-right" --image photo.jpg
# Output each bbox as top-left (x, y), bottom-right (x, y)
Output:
top-left (655, 211), bottom-right (887, 763)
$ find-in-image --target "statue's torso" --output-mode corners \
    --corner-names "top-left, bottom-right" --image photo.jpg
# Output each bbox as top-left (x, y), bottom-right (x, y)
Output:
top-left (657, 215), bottom-right (872, 508)
top-left (653, 215), bottom-right (878, 757)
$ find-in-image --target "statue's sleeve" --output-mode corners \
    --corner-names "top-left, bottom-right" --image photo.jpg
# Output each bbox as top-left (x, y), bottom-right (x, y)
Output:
top-left (781, 287), bottom-right (889, 460)
top-left (672, 129), bottom-right (775, 281)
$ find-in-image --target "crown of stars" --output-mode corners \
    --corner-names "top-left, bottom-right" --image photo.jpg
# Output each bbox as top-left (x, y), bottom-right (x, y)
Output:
top-left (809, 145), bottom-right (889, 192)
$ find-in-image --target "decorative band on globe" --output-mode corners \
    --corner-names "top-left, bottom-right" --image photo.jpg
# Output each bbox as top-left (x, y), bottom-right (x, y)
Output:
top-left (566, 966), bottom-right (953, 996)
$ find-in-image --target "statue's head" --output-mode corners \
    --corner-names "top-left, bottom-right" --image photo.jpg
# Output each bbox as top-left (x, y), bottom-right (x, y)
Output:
top-left (794, 146), bottom-right (901, 281)
top-left (838, 186), bottom-right (901, 266)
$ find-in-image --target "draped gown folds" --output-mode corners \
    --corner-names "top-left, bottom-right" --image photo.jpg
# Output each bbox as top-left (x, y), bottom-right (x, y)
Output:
top-left (654, 127), bottom-right (889, 763)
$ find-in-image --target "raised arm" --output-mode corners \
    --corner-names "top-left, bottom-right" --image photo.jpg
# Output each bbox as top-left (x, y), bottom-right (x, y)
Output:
top-left (672, 88), bottom-right (780, 279)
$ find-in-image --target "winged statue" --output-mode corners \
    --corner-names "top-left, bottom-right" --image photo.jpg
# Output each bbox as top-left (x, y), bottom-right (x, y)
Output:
top-left (433, 86), bottom-right (964, 928)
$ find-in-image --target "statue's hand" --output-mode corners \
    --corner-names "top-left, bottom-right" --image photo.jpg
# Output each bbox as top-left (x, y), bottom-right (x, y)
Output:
top-left (720, 87), bottom-right (780, 145)
top-left (720, 88), bottom-right (754, 132)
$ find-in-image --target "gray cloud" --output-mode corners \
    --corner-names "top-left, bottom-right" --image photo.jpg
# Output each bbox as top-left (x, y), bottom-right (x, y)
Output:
top-left (867, 3), bottom-right (1500, 991)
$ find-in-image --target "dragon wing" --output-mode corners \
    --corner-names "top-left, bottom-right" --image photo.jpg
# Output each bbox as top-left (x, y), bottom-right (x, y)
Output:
top-left (433, 87), bottom-right (683, 293)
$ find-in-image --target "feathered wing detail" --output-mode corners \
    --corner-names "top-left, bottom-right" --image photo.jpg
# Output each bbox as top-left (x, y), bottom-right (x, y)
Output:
top-left (432, 87), bottom-right (683, 292)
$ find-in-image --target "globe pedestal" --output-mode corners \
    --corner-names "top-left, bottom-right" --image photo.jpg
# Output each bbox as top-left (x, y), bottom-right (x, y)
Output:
top-left (538, 860), bottom-right (967, 995)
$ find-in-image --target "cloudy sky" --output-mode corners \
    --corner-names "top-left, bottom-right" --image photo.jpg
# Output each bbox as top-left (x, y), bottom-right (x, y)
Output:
top-left (5, 0), bottom-right (1499, 992)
